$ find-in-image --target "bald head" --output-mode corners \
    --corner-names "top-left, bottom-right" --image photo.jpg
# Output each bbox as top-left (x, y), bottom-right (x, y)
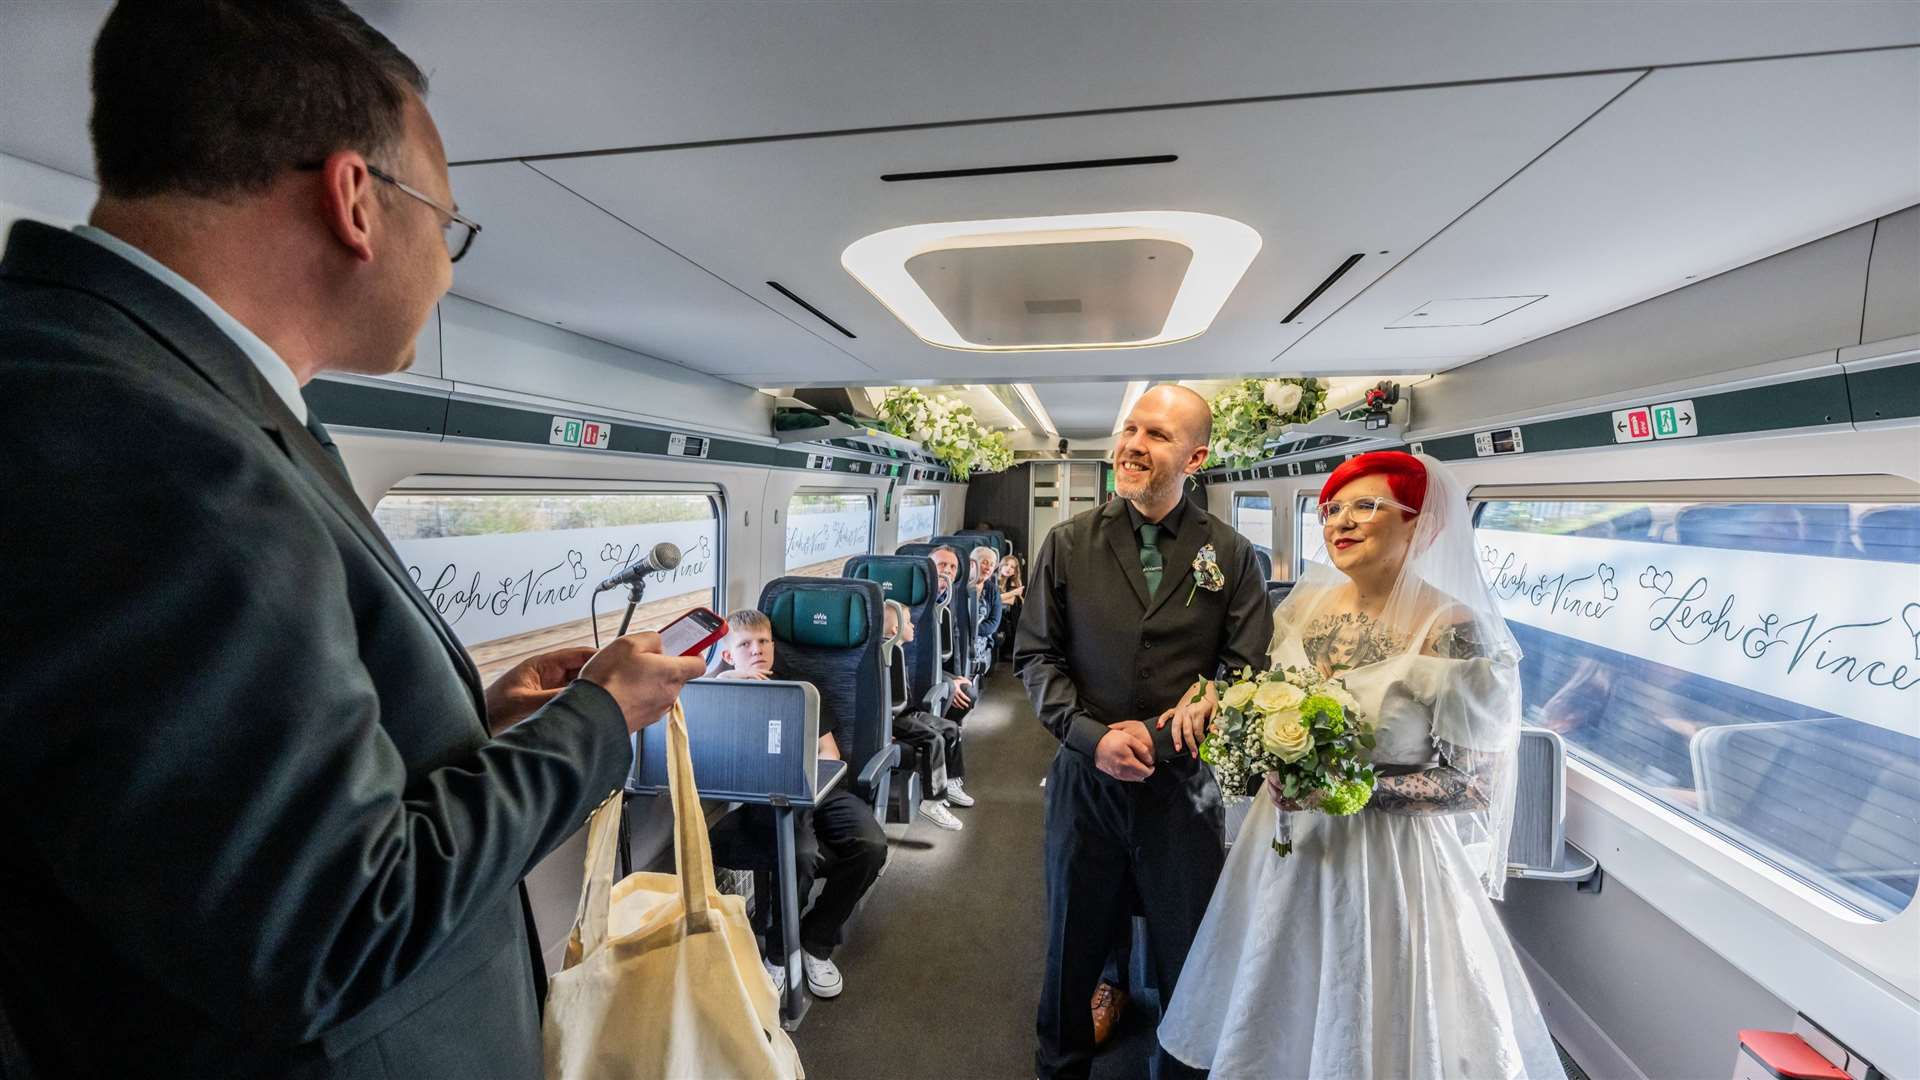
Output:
top-left (1141, 383), bottom-right (1213, 451)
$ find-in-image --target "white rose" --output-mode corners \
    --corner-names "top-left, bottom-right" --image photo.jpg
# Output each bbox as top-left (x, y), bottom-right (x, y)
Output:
top-left (1321, 681), bottom-right (1364, 723)
top-left (1261, 713), bottom-right (1314, 763)
top-left (1252, 680), bottom-right (1305, 715)
top-left (1219, 682), bottom-right (1258, 711)
top-left (1262, 382), bottom-right (1303, 414)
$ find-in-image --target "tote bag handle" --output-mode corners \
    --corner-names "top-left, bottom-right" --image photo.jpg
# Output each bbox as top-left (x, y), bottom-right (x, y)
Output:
top-left (574, 701), bottom-right (714, 959)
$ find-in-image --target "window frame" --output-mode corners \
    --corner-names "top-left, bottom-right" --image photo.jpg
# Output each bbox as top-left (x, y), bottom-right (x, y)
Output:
top-left (1467, 479), bottom-right (1920, 1017)
top-left (373, 475), bottom-right (729, 646)
top-left (1294, 490), bottom-right (1322, 579)
top-left (784, 486), bottom-right (877, 576)
top-left (897, 488), bottom-right (942, 546)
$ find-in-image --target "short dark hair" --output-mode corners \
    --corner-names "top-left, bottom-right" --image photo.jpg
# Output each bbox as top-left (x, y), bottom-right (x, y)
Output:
top-left (90, 0), bottom-right (428, 200)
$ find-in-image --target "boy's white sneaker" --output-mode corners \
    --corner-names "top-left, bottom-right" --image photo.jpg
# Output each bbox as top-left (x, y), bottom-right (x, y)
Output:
top-left (943, 779), bottom-right (976, 808)
top-left (803, 953), bottom-right (844, 998)
top-left (919, 799), bottom-right (964, 831)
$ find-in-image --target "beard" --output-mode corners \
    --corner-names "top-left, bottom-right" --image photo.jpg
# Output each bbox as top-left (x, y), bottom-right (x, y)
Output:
top-left (1115, 456), bottom-right (1180, 506)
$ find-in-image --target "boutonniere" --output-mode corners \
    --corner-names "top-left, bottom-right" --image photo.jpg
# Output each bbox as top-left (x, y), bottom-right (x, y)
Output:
top-left (1187, 544), bottom-right (1227, 606)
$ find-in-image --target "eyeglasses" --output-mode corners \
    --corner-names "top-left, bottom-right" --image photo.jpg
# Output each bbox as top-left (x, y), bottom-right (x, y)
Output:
top-left (297, 162), bottom-right (482, 262)
top-left (1316, 496), bottom-right (1419, 525)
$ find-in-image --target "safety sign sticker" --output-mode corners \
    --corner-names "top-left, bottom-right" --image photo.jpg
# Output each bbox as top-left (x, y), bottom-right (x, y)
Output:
top-left (1612, 399), bottom-right (1697, 444)
top-left (549, 415), bottom-right (613, 450)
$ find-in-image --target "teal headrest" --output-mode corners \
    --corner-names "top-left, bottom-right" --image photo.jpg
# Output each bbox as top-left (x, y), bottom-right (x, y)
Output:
top-left (851, 562), bottom-right (930, 607)
top-left (768, 588), bottom-right (869, 649)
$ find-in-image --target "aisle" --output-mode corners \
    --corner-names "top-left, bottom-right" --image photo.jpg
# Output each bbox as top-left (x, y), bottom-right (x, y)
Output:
top-left (790, 669), bottom-right (1159, 1079)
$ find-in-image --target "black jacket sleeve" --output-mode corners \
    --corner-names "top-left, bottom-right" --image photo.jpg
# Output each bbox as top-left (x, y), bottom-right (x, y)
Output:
top-left (0, 375), bottom-right (632, 1046)
top-left (1012, 525), bottom-right (1110, 758)
top-left (1220, 536), bottom-right (1276, 678)
top-left (975, 580), bottom-right (1004, 641)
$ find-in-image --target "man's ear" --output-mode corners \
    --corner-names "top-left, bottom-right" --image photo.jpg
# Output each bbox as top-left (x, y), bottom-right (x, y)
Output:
top-left (317, 150), bottom-right (378, 263)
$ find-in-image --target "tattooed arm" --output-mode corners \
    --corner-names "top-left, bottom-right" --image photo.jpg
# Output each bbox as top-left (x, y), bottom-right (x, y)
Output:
top-left (1369, 750), bottom-right (1491, 815)
top-left (1371, 612), bottom-right (1495, 814)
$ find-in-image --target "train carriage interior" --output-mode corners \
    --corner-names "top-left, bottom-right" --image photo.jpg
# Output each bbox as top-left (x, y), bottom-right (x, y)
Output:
top-left (3, 3), bottom-right (1917, 1078)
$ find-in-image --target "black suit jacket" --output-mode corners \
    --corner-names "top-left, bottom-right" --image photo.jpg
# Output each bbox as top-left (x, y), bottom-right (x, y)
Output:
top-left (1014, 496), bottom-right (1274, 760)
top-left (0, 221), bottom-right (632, 1078)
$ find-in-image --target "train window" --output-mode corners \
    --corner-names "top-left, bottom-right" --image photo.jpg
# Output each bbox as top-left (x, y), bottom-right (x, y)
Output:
top-left (1231, 493), bottom-right (1273, 570)
top-left (785, 490), bottom-right (875, 577)
top-left (898, 490), bottom-right (939, 545)
top-left (1476, 497), bottom-right (1920, 920)
top-left (374, 490), bottom-right (724, 683)
top-left (1295, 492), bottom-right (1328, 576)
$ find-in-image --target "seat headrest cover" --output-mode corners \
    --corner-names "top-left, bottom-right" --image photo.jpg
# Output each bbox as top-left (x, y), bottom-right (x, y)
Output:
top-left (850, 559), bottom-right (931, 606)
top-left (768, 588), bottom-right (870, 649)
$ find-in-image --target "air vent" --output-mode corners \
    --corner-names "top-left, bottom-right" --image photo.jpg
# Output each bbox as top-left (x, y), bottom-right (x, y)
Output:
top-left (1280, 253), bottom-right (1365, 324)
top-left (766, 281), bottom-right (856, 339)
top-left (1024, 298), bottom-right (1083, 315)
top-left (881, 154), bottom-right (1176, 183)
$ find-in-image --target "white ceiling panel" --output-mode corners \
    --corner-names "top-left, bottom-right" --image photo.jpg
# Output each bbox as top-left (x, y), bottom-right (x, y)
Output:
top-left (441, 162), bottom-right (872, 379)
top-left (531, 73), bottom-right (1638, 384)
top-left (1286, 48), bottom-right (1920, 367)
top-left (7, 3), bottom-right (1916, 177)
top-left (1034, 382), bottom-right (1130, 440)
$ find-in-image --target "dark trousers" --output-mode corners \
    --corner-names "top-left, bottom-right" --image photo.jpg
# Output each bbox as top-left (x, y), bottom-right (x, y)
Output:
top-left (895, 709), bottom-right (964, 795)
top-left (747, 788), bottom-right (887, 961)
top-left (1038, 749), bottom-right (1224, 1080)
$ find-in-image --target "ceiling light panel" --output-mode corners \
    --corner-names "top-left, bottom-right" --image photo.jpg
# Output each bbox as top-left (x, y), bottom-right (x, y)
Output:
top-left (843, 211), bottom-right (1261, 351)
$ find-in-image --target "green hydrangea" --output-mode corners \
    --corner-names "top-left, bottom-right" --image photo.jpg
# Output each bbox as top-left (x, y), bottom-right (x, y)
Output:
top-left (1319, 779), bottom-right (1373, 816)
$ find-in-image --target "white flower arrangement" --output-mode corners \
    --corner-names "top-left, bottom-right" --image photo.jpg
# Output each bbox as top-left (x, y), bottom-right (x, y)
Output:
top-left (876, 388), bottom-right (1015, 480)
top-left (1207, 377), bottom-right (1332, 469)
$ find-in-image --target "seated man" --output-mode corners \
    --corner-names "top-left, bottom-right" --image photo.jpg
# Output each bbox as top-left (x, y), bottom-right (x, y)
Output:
top-left (710, 610), bottom-right (888, 999)
top-left (926, 547), bottom-right (977, 808)
top-left (882, 600), bottom-right (965, 831)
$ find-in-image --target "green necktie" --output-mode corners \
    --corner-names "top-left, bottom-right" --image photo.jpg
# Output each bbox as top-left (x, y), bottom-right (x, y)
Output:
top-left (1139, 522), bottom-right (1164, 599)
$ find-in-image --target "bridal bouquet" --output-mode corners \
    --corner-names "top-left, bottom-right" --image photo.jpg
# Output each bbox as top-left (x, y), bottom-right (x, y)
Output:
top-left (1195, 665), bottom-right (1377, 856)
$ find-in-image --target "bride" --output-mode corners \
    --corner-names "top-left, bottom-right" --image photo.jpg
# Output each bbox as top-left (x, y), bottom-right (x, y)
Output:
top-left (1157, 451), bottom-right (1562, 1079)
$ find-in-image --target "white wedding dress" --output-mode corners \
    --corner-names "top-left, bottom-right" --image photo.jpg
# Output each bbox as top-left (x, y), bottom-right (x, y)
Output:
top-left (1157, 622), bottom-right (1563, 1079)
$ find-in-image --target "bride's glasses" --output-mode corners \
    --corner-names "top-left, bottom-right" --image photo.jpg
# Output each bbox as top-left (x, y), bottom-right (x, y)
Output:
top-left (1317, 496), bottom-right (1419, 525)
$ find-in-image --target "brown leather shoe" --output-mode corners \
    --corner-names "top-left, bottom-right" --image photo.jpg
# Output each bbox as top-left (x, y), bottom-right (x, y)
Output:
top-left (1090, 981), bottom-right (1128, 1046)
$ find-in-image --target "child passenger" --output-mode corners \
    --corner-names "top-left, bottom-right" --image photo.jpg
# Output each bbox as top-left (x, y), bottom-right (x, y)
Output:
top-left (883, 600), bottom-right (966, 831)
top-left (709, 610), bottom-right (887, 1000)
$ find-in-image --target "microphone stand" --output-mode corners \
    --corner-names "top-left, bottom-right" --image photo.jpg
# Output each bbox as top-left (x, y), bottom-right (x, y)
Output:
top-left (614, 576), bottom-right (650, 637)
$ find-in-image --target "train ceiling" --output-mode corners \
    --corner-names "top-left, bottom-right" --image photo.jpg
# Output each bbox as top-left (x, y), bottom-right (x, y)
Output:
top-left (4, 2), bottom-right (1916, 438)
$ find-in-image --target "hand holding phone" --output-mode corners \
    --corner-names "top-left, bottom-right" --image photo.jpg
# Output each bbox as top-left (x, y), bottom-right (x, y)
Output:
top-left (656, 606), bottom-right (728, 658)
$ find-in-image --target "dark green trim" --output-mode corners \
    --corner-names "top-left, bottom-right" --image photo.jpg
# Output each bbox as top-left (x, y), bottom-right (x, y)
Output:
top-left (305, 379), bottom-right (448, 436)
top-left (1846, 361), bottom-right (1920, 424)
top-left (312, 377), bottom-right (957, 482)
top-left (1209, 370), bottom-right (1867, 474)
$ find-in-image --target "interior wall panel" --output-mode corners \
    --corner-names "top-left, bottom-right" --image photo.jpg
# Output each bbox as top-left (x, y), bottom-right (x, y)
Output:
top-left (1863, 205), bottom-right (1920, 344)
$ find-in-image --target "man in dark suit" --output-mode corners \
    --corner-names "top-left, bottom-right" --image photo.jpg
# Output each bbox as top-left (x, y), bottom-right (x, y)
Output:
top-left (0, 3), bottom-right (705, 1077)
top-left (1015, 385), bottom-right (1274, 1080)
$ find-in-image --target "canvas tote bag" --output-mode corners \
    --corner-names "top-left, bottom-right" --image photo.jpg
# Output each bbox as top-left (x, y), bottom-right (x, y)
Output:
top-left (543, 702), bottom-right (805, 1079)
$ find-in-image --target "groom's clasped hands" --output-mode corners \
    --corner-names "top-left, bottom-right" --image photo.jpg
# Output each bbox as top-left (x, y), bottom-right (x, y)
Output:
top-left (1093, 721), bottom-right (1156, 781)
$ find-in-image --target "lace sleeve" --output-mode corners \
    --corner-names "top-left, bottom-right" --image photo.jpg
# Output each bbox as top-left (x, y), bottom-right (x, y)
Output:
top-left (1369, 747), bottom-right (1493, 816)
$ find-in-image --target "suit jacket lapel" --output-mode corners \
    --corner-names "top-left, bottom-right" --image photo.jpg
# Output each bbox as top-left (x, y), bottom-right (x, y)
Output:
top-left (1144, 510), bottom-right (1212, 621)
top-left (277, 398), bottom-right (488, 715)
top-left (1099, 501), bottom-right (1153, 610)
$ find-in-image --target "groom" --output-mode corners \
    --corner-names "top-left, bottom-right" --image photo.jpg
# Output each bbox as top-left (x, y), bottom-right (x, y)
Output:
top-left (1015, 384), bottom-right (1274, 1080)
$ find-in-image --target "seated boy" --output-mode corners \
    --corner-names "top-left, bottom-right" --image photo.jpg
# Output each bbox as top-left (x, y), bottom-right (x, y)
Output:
top-left (709, 610), bottom-right (887, 999)
top-left (882, 600), bottom-right (965, 831)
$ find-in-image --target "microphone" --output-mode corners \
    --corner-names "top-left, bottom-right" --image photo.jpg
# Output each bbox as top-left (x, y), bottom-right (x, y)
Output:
top-left (595, 542), bottom-right (682, 593)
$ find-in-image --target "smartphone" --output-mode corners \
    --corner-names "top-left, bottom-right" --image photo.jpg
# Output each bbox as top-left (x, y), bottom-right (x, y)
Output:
top-left (657, 606), bottom-right (728, 658)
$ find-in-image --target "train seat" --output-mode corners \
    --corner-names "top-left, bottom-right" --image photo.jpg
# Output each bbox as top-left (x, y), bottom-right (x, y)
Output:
top-left (1265, 580), bottom-right (1295, 612)
top-left (1251, 545), bottom-right (1273, 581)
top-left (845, 555), bottom-right (952, 715)
top-left (759, 576), bottom-right (899, 822)
top-left (1692, 717), bottom-right (1920, 915)
top-left (894, 541), bottom-right (959, 669)
top-left (1507, 727), bottom-right (1600, 885)
top-left (955, 527), bottom-right (1011, 556)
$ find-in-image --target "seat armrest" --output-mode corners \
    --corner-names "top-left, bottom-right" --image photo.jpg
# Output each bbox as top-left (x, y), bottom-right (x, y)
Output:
top-left (858, 743), bottom-right (901, 791)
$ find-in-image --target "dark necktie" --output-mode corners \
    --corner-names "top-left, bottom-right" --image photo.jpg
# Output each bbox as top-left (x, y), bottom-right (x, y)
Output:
top-left (304, 411), bottom-right (347, 472)
top-left (1139, 522), bottom-right (1164, 599)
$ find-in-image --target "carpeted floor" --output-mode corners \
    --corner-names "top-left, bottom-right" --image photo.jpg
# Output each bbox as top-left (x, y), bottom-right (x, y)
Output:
top-left (791, 668), bottom-right (1158, 1080)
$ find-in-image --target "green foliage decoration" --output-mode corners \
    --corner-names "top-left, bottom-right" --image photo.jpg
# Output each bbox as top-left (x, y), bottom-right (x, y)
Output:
top-left (876, 387), bottom-right (1015, 480)
top-left (1206, 378), bottom-right (1332, 469)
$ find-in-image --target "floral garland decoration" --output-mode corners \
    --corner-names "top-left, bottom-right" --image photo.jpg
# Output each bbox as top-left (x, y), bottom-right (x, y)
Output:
top-left (1206, 378), bottom-right (1332, 469)
top-left (875, 388), bottom-right (1015, 481)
